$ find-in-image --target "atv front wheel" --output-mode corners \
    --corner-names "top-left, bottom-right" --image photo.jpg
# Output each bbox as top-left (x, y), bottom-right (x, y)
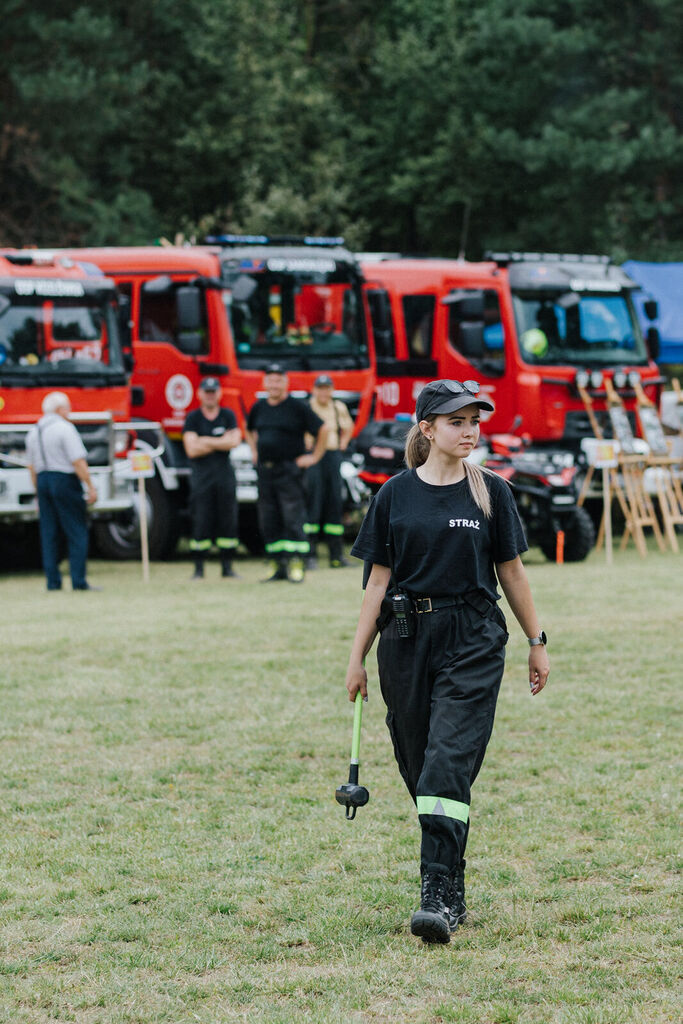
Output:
top-left (539, 506), bottom-right (596, 562)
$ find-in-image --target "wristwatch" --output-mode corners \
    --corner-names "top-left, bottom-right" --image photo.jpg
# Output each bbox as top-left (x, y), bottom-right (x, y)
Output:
top-left (528, 631), bottom-right (547, 647)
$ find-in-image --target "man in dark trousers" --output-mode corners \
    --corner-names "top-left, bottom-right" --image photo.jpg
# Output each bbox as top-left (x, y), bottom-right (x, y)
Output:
top-left (304, 374), bottom-right (355, 568)
top-left (246, 363), bottom-right (328, 583)
top-left (26, 391), bottom-right (99, 591)
top-left (182, 377), bottom-right (242, 579)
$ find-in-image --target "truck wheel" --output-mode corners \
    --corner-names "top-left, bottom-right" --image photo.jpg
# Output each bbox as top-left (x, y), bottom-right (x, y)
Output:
top-left (539, 506), bottom-right (596, 563)
top-left (92, 475), bottom-right (180, 560)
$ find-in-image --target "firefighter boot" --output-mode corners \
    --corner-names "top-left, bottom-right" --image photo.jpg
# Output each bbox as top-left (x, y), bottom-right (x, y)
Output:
top-left (288, 556), bottom-right (305, 583)
top-left (328, 535), bottom-right (350, 568)
top-left (410, 865), bottom-right (451, 944)
top-left (446, 861), bottom-right (467, 932)
top-left (260, 558), bottom-right (288, 582)
top-left (221, 557), bottom-right (238, 578)
top-left (191, 559), bottom-right (204, 580)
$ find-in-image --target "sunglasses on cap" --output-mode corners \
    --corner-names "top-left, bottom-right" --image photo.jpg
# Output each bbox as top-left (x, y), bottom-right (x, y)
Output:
top-left (429, 379), bottom-right (480, 397)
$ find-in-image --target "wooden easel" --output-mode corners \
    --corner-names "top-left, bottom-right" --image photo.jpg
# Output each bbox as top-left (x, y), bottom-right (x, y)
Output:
top-left (575, 381), bottom-right (633, 550)
top-left (603, 378), bottom-right (666, 556)
top-left (631, 378), bottom-right (683, 553)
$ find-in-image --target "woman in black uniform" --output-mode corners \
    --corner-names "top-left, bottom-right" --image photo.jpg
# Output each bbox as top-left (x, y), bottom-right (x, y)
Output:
top-left (346, 379), bottom-right (550, 944)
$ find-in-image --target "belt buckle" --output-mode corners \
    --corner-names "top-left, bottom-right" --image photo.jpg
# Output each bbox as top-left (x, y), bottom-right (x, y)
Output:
top-left (416, 597), bottom-right (432, 614)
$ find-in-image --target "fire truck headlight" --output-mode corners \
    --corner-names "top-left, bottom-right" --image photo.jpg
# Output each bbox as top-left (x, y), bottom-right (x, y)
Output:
top-left (613, 370), bottom-right (627, 389)
top-left (575, 370), bottom-right (590, 389)
top-left (590, 370), bottom-right (603, 389)
top-left (628, 371), bottom-right (641, 388)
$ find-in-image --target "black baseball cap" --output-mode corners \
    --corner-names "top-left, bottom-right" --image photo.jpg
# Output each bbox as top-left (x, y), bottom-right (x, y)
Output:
top-left (199, 376), bottom-right (220, 391)
top-left (264, 362), bottom-right (287, 376)
top-left (314, 374), bottom-right (334, 387)
top-left (415, 379), bottom-right (494, 421)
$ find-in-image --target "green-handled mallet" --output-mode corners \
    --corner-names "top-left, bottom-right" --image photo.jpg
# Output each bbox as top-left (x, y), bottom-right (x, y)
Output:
top-left (335, 692), bottom-right (370, 820)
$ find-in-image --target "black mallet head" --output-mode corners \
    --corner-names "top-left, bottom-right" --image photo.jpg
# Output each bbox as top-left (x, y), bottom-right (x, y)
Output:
top-left (336, 693), bottom-right (369, 819)
top-left (335, 778), bottom-right (369, 820)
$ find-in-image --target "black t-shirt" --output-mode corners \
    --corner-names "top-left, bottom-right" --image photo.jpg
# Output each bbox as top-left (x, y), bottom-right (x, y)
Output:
top-left (182, 407), bottom-right (237, 484)
top-left (247, 396), bottom-right (324, 462)
top-left (350, 468), bottom-right (527, 604)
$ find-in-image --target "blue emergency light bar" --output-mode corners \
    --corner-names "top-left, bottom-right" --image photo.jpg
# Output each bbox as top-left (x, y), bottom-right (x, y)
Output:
top-left (205, 234), bottom-right (346, 248)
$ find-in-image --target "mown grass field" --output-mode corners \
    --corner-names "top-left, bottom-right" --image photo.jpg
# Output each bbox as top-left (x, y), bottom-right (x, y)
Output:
top-left (1, 543), bottom-right (680, 1023)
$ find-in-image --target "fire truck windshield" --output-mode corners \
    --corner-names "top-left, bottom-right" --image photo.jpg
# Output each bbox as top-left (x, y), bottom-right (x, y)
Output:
top-left (512, 290), bottom-right (649, 368)
top-left (0, 290), bottom-right (125, 383)
top-left (221, 263), bottom-right (369, 370)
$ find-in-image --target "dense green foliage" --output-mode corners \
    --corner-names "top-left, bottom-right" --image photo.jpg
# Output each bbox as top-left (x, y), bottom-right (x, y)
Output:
top-left (2, 0), bottom-right (681, 258)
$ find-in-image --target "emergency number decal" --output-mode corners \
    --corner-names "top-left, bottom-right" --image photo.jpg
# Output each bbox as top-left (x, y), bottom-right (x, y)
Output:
top-left (165, 374), bottom-right (194, 411)
top-left (266, 258), bottom-right (336, 274)
top-left (15, 279), bottom-right (85, 297)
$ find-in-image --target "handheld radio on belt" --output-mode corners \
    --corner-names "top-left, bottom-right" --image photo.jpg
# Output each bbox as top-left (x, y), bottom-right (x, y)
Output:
top-left (386, 542), bottom-right (415, 638)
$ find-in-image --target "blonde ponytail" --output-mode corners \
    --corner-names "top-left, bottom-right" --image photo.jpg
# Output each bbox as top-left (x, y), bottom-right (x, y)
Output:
top-left (405, 423), bottom-right (431, 468)
top-left (463, 461), bottom-right (493, 519)
top-left (405, 415), bottom-right (494, 518)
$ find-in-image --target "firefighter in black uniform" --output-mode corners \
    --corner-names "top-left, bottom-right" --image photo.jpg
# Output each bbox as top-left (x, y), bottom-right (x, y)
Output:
top-left (246, 363), bottom-right (328, 583)
top-left (182, 377), bottom-right (242, 579)
top-left (304, 374), bottom-right (355, 569)
top-left (345, 379), bottom-right (550, 944)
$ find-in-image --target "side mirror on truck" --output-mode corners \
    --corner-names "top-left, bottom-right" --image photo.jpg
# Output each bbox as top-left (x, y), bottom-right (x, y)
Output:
top-left (646, 326), bottom-right (660, 362)
top-left (176, 286), bottom-right (204, 356)
top-left (643, 298), bottom-right (658, 320)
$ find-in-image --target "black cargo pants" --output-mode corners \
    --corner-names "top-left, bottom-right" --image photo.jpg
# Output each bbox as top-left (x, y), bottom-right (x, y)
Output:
top-left (376, 595), bottom-right (508, 873)
top-left (257, 460), bottom-right (310, 557)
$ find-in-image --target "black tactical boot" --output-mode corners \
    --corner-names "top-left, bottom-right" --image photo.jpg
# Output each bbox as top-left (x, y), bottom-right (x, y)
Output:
top-left (191, 559), bottom-right (204, 580)
top-left (446, 861), bottom-right (467, 932)
top-left (410, 865), bottom-right (451, 944)
top-left (328, 535), bottom-right (350, 568)
top-left (221, 558), bottom-right (238, 578)
top-left (260, 558), bottom-right (288, 582)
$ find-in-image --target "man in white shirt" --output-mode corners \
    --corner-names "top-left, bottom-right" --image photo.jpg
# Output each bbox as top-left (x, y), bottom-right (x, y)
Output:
top-left (26, 392), bottom-right (99, 591)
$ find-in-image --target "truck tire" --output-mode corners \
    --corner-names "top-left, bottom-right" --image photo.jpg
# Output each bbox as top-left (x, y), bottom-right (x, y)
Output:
top-left (91, 475), bottom-right (180, 560)
top-left (539, 506), bottom-right (596, 563)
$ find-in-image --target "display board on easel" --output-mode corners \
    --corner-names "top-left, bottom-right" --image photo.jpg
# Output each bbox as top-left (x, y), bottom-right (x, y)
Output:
top-left (582, 439), bottom-right (618, 564)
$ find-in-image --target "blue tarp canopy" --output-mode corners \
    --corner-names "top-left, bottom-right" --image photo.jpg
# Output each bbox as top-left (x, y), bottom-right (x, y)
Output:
top-left (623, 261), bottom-right (683, 365)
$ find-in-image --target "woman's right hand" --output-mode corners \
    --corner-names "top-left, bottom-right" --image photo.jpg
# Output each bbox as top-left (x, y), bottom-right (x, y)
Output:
top-left (346, 662), bottom-right (368, 702)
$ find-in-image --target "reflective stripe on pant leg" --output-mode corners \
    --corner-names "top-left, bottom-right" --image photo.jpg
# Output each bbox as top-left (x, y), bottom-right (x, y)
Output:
top-left (189, 539), bottom-right (212, 551)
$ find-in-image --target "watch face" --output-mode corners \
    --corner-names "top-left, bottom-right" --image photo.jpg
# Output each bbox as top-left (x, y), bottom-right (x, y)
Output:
top-left (540, 631), bottom-right (547, 645)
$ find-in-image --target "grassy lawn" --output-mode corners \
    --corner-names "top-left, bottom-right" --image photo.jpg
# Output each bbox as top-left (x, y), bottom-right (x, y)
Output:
top-left (0, 544), bottom-right (680, 1023)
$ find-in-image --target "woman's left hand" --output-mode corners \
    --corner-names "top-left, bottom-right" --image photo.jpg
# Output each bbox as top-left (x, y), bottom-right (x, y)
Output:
top-left (528, 646), bottom-right (550, 696)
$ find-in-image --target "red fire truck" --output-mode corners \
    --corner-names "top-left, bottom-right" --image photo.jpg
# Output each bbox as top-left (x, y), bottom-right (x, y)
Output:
top-left (56, 238), bottom-right (374, 558)
top-left (361, 252), bottom-right (663, 438)
top-left (0, 250), bottom-right (140, 564)
top-left (356, 252), bottom-right (665, 560)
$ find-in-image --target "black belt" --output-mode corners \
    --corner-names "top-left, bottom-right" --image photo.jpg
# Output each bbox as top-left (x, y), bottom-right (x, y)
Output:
top-left (413, 596), bottom-right (464, 614)
top-left (413, 591), bottom-right (492, 615)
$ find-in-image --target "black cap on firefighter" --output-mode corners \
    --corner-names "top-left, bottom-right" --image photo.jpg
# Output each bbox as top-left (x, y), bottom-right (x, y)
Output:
top-left (264, 362), bottom-right (287, 376)
top-left (199, 376), bottom-right (221, 392)
top-left (314, 374), bottom-right (334, 388)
